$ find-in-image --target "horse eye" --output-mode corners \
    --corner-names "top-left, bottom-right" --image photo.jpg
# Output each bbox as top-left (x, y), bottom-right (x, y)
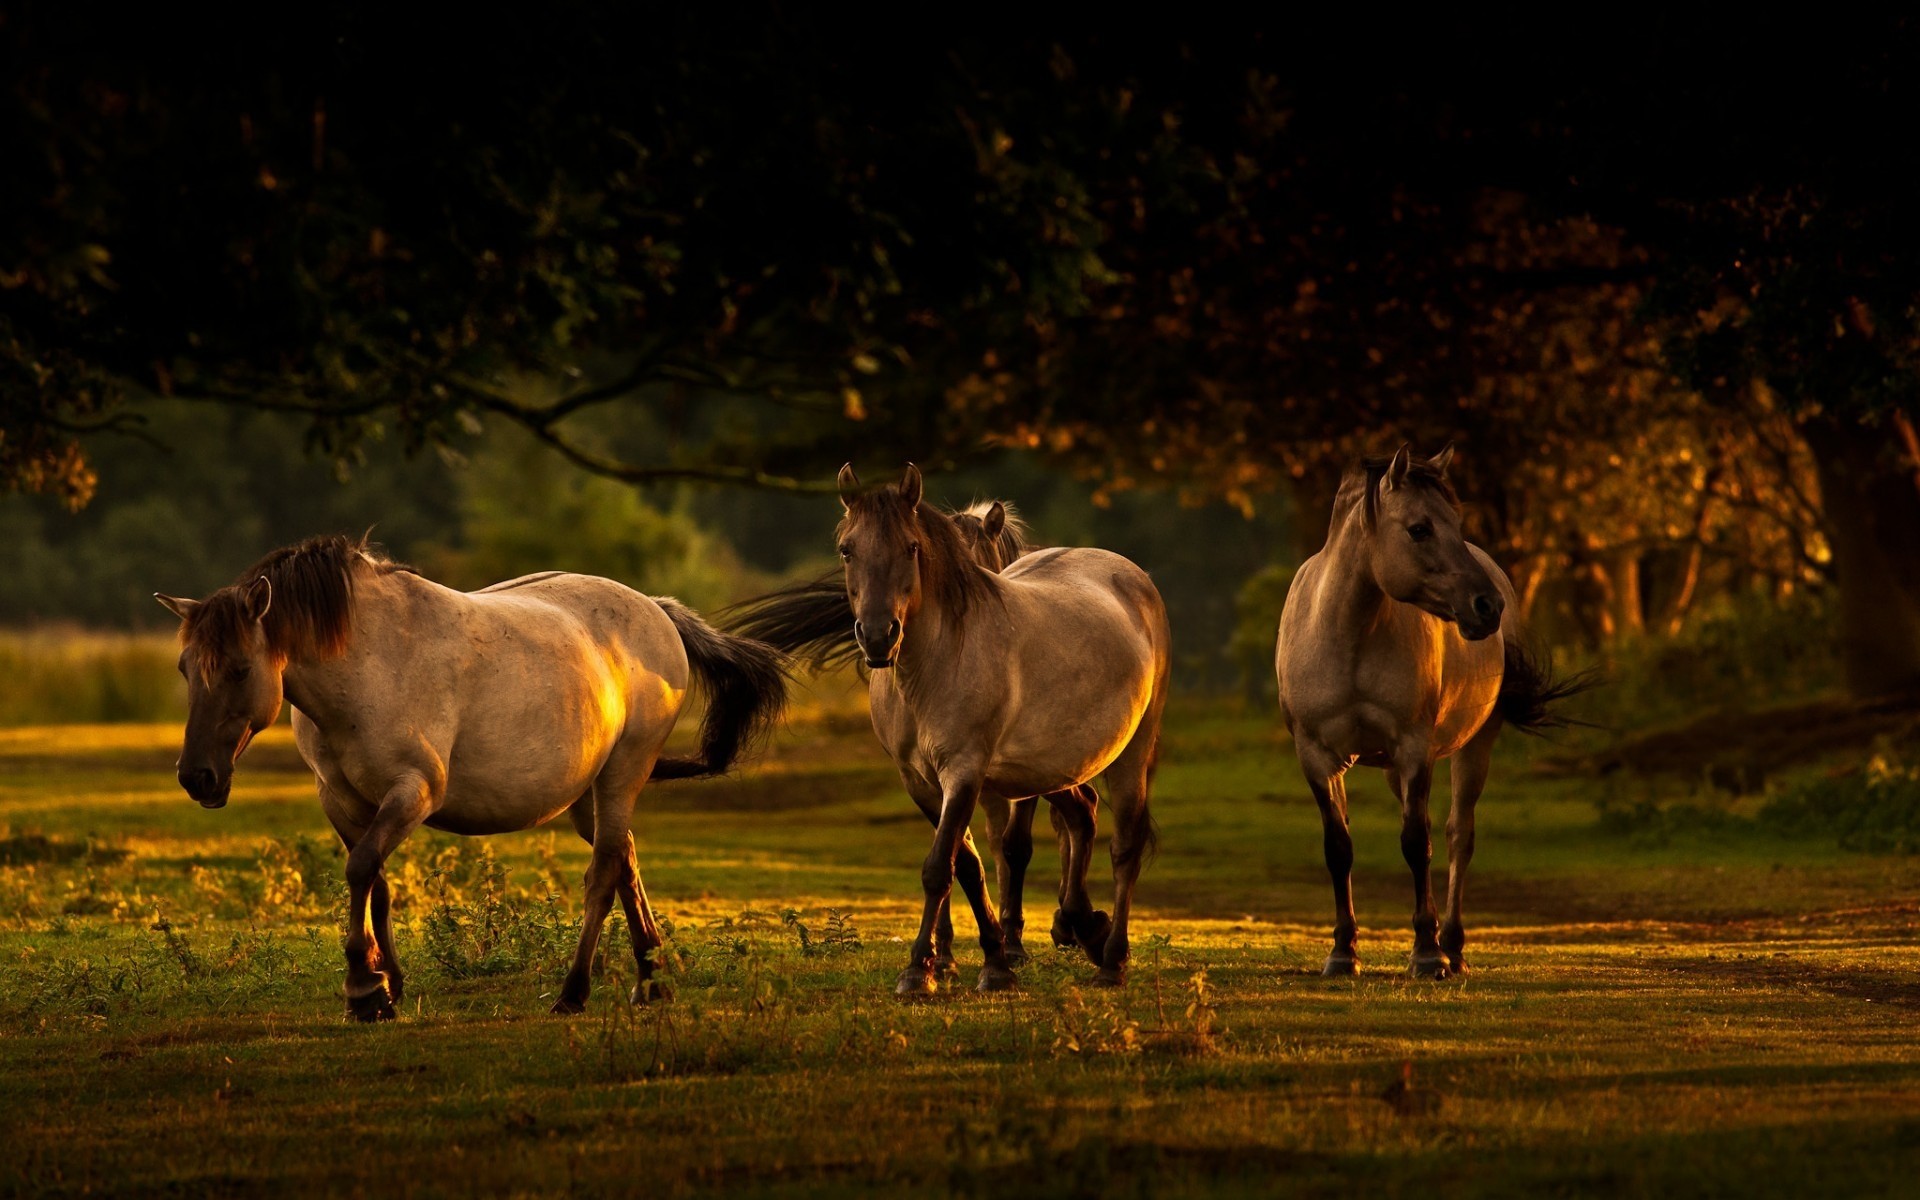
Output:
top-left (909, 542), bottom-right (921, 557)
top-left (838, 544), bottom-right (853, 560)
top-left (228, 665), bottom-right (252, 683)
top-left (1408, 523), bottom-right (1433, 543)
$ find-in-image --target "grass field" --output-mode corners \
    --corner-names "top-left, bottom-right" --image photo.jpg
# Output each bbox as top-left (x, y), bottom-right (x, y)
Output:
top-left (3, 698), bottom-right (1919, 1197)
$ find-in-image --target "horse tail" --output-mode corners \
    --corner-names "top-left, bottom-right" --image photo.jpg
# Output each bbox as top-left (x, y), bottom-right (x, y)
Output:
top-left (718, 577), bottom-right (862, 672)
top-left (651, 599), bottom-right (790, 781)
top-left (1497, 634), bottom-right (1599, 735)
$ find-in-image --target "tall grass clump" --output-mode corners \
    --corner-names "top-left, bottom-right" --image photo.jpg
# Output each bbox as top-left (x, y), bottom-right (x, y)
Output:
top-left (0, 629), bottom-right (184, 726)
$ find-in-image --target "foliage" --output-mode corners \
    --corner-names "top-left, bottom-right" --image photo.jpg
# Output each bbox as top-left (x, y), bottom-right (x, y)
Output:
top-left (414, 425), bottom-right (771, 611)
top-left (415, 842), bottom-right (576, 980)
top-left (1761, 753), bottom-right (1920, 855)
top-left (1227, 563), bottom-right (1293, 701)
top-left (1573, 585), bottom-right (1840, 734)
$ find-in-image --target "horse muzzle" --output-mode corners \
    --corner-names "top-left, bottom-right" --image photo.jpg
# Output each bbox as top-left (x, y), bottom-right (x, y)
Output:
top-left (854, 617), bottom-right (902, 670)
top-left (178, 766), bottom-right (231, 809)
top-left (1455, 591), bottom-right (1504, 641)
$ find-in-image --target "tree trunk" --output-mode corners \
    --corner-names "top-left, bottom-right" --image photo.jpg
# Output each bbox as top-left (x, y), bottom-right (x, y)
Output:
top-left (1802, 413), bottom-right (1920, 697)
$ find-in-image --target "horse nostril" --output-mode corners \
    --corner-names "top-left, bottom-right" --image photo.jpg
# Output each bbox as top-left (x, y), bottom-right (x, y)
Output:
top-left (885, 620), bottom-right (901, 642)
top-left (1472, 594), bottom-right (1498, 618)
top-left (854, 620), bottom-right (866, 641)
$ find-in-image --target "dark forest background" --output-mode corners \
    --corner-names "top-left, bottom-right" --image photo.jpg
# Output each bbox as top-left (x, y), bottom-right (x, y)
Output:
top-left (5, 8), bottom-right (1918, 709)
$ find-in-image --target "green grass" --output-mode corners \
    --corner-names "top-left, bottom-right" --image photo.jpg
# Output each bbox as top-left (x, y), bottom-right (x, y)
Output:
top-left (3, 702), bottom-right (1919, 1197)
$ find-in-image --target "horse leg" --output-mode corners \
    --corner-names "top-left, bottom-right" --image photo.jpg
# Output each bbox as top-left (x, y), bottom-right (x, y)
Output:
top-left (982, 794), bottom-right (1037, 966)
top-left (1092, 720), bottom-right (1159, 987)
top-left (1441, 719), bottom-right (1499, 976)
top-left (1050, 784), bottom-right (1107, 958)
top-left (320, 784), bottom-right (406, 1006)
top-left (1389, 755), bottom-right (1448, 979)
top-left (1299, 738), bottom-right (1360, 976)
top-left (555, 749), bottom-right (652, 1014)
top-left (900, 769), bottom-right (1012, 996)
top-left (903, 773), bottom-right (979, 980)
top-left (567, 795), bottom-right (672, 1004)
top-left (342, 774), bottom-right (435, 1021)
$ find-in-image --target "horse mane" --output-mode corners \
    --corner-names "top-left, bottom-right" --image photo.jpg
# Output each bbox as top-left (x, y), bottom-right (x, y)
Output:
top-left (181, 533), bottom-right (415, 679)
top-left (952, 499), bottom-right (1032, 571)
top-left (1335, 455), bottom-right (1461, 534)
top-left (838, 480), bottom-right (1001, 633)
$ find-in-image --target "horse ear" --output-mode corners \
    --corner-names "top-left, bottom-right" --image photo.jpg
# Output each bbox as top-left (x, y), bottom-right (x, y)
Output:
top-left (982, 502), bottom-right (1007, 540)
top-left (1428, 443), bottom-right (1455, 477)
top-left (154, 593), bottom-right (197, 621)
top-left (243, 576), bottom-right (273, 622)
top-left (1384, 444), bottom-right (1412, 492)
top-left (900, 463), bottom-right (923, 510)
top-left (837, 463), bottom-right (861, 510)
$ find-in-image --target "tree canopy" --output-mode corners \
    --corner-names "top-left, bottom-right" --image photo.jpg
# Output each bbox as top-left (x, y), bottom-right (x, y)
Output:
top-left (6, 10), bottom-right (1920, 688)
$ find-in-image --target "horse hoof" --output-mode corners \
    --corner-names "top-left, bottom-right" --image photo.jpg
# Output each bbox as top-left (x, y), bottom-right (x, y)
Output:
top-left (549, 995), bottom-right (587, 1015)
top-left (932, 954), bottom-right (960, 981)
top-left (976, 964), bottom-right (1019, 993)
top-left (631, 979), bottom-right (673, 1005)
top-left (1003, 942), bottom-right (1031, 968)
top-left (1049, 910), bottom-right (1077, 949)
top-left (346, 986), bottom-right (395, 1023)
top-left (1091, 966), bottom-right (1126, 988)
top-left (1322, 953), bottom-right (1360, 978)
top-left (1447, 956), bottom-right (1470, 977)
top-left (1075, 911), bottom-right (1113, 966)
top-left (894, 968), bottom-right (939, 998)
top-left (386, 977), bottom-right (405, 1005)
top-left (1409, 955), bottom-right (1453, 981)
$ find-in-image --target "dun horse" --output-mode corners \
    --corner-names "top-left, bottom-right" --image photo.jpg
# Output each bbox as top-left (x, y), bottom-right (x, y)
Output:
top-left (156, 535), bottom-right (786, 1019)
top-left (1276, 446), bottom-right (1586, 978)
top-left (931, 500), bottom-right (1106, 967)
top-left (732, 467), bottom-right (1168, 993)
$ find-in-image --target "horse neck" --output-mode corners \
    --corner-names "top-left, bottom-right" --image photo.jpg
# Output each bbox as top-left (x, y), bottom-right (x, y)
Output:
top-left (891, 589), bottom-right (969, 704)
top-left (278, 570), bottom-right (399, 723)
top-left (1317, 508), bottom-right (1391, 637)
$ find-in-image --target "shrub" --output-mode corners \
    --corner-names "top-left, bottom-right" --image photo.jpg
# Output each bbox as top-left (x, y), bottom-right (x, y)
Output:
top-left (1761, 753), bottom-right (1920, 854)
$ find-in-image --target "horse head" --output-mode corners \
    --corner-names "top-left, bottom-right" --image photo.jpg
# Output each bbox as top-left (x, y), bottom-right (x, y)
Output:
top-left (1367, 444), bottom-right (1504, 641)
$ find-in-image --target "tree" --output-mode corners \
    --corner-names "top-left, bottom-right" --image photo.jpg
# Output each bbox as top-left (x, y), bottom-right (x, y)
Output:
top-left (7, 11), bottom-right (1917, 692)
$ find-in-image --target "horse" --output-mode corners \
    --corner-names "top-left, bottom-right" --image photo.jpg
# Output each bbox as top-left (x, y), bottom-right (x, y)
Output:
top-left (155, 534), bottom-right (787, 1020)
top-left (947, 500), bottom-right (1110, 959)
top-left (727, 496), bottom-right (1108, 975)
top-left (732, 465), bottom-right (1170, 994)
top-left (1275, 446), bottom-right (1587, 978)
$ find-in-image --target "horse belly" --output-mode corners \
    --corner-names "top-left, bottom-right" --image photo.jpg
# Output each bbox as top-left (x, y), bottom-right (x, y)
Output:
top-left (432, 663), bottom-right (639, 833)
top-left (987, 686), bottom-right (1146, 798)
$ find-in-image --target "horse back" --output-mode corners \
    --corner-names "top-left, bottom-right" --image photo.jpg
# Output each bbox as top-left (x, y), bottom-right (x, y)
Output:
top-left (999, 547), bottom-right (1167, 658)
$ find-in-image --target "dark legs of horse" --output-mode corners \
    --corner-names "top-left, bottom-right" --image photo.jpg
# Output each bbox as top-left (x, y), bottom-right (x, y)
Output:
top-left (914, 785), bottom-right (990, 981)
top-left (554, 748), bottom-right (658, 1013)
top-left (322, 785), bottom-right (407, 1016)
top-left (982, 795), bottom-right (1039, 965)
top-left (1297, 739), bottom-right (1360, 976)
top-left (1045, 785), bottom-right (1108, 961)
top-left (900, 771), bottom-right (1015, 996)
top-left (1091, 719), bottom-right (1159, 987)
top-left (1387, 757), bottom-right (1448, 979)
top-left (339, 775), bottom-right (435, 1021)
top-left (563, 795), bottom-right (670, 1008)
top-left (1441, 720), bottom-right (1498, 975)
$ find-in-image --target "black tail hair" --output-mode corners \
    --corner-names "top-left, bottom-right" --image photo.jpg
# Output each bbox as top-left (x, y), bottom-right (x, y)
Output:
top-left (719, 577), bottom-right (863, 672)
top-left (1499, 636), bottom-right (1600, 735)
top-left (652, 599), bottom-right (791, 780)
